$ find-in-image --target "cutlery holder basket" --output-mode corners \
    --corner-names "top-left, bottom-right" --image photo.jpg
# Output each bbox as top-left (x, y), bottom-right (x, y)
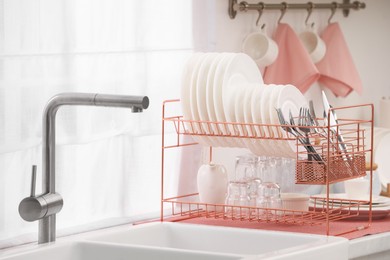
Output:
top-left (296, 155), bottom-right (366, 184)
top-left (294, 114), bottom-right (369, 184)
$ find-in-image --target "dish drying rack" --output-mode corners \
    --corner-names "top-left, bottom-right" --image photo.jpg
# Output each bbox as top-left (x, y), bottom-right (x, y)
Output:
top-left (161, 99), bottom-right (374, 236)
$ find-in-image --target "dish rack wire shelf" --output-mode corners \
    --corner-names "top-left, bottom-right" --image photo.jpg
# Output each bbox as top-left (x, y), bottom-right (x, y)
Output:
top-left (161, 99), bottom-right (375, 236)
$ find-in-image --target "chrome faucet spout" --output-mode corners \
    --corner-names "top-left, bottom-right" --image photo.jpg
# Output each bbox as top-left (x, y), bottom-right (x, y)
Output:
top-left (19, 92), bottom-right (149, 244)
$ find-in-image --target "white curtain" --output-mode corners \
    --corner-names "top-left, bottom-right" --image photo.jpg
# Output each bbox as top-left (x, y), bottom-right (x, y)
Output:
top-left (0, 0), bottom-right (194, 247)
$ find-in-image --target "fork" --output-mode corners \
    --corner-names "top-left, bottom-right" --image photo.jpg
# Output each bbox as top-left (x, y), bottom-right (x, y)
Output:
top-left (298, 108), bottom-right (313, 161)
top-left (276, 108), bottom-right (323, 163)
top-left (298, 107), bottom-right (311, 139)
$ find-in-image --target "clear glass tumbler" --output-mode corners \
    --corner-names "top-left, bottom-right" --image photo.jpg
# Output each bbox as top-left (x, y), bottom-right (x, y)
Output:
top-left (235, 154), bottom-right (262, 206)
top-left (225, 182), bottom-right (251, 217)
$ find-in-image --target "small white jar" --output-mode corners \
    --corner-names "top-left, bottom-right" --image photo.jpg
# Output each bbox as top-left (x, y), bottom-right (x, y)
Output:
top-left (197, 163), bottom-right (228, 204)
top-left (281, 193), bottom-right (310, 212)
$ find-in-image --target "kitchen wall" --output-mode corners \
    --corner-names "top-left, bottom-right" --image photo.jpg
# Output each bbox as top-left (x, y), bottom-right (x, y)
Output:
top-left (194, 0), bottom-right (390, 182)
top-left (196, 0), bottom-right (390, 121)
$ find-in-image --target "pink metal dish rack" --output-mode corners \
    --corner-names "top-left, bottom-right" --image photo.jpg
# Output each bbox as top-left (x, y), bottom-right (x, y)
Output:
top-left (161, 99), bottom-right (375, 236)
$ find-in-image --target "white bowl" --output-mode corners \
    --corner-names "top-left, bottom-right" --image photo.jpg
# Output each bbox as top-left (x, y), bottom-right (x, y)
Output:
top-left (281, 193), bottom-right (310, 212)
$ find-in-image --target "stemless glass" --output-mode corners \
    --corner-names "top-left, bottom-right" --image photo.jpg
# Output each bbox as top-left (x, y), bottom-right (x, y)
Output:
top-left (256, 157), bottom-right (282, 218)
top-left (225, 182), bottom-right (251, 218)
top-left (235, 154), bottom-right (262, 206)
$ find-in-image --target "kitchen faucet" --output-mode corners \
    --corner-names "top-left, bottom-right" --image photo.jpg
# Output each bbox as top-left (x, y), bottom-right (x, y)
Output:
top-left (18, 93), bottom-right (149, 244)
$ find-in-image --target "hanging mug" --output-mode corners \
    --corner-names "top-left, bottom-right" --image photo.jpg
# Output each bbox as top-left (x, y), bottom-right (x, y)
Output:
top-left (299, 24), bottom-right (326, 63)
top-left (242, 24), bottom-right (279, 67)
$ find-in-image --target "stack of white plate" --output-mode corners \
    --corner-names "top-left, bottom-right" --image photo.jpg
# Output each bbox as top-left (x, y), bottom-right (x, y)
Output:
top-left (373, 128), bottom-right (390, 193)
top-left (181, 52), bottom-right (308, 158)
top-left (310, 193), bottom-right (390, 220)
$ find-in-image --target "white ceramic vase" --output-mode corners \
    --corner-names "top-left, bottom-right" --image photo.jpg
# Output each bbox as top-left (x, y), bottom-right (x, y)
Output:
top-left (197, 163), bottom-right (228, 204)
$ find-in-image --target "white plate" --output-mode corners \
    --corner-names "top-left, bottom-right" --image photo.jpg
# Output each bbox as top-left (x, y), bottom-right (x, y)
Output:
top-left (196, 53), bottom-right (220, 147)
top-left (197, 54), bottom-right (219, 123)
top-left (271, 85), bottom-right (308, 158)
top-left (213, 53), bottom-right (239, 147)
top-left (188, 53), bottom-right (212, 146)
top-left (205, 53), bottom-right (227, 147)
top-left (259, 85), bottom-right (277, 156)
top-left (181, 53), bottom-right (204, 125)
top-left (235, 84), bottom-right (262, 151)
top-left (234, 86), bottom-right (251, 136)
top-left (222, 54), bottom-right (263, 123)
top-left (311, 193), bottom-right (390, 207)
top-left (375, 132), bottom-right (390, 190)
top-left (362, 126), bottom-right (390, 160)
top-left (223, 73), bottom-right (248, 147)
top-left (220, 53), bottom-right (264, 148)
top-left (249, 86), bottom-right (269, 156)
top-left (190, 53), bottom-right (212, 125)
top-left (250, 87), bottom-right (265, 138)
top-left (309, 195), bottom-right (390, 220)
top-left (374, 128), bottom-right (390, 156)
top-left (267, 85), bottom-right (288, 158)
top-left (260, 85), bottom-right (274, 135)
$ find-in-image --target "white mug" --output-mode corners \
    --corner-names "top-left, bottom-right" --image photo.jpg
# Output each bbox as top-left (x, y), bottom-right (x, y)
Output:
top-left (299, 26), bottom-right (326, 64)
top-left (242, 26), bottom-right (279, 67)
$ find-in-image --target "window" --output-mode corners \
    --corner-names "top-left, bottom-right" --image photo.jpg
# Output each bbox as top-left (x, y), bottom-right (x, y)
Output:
top-left (0, 0), bottom-right (193, 247)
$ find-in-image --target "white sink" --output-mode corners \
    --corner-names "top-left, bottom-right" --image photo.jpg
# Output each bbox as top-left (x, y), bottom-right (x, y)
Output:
top-left (86, 222), bottom-right (349, 259)
top-left (0, 222), bottom-right (349, 260)
top-left (0, 241), bottom-right (239, 260)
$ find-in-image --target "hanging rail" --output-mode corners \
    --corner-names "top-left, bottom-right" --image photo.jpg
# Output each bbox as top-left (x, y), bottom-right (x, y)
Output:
top-left (229, 0), bottom-right (366, 19)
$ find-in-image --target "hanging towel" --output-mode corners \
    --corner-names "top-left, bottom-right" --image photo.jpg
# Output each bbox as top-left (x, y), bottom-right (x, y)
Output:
top-left (316, 23), bottom-right (363, 97)
top-left (264, 23), bottom-right (320, 93)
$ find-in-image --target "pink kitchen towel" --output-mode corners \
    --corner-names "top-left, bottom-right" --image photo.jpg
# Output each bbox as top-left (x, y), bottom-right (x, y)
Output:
top-left (264, 23), bottom-right (320, 93)
top-left (316, 23), bottom-right (363, 97)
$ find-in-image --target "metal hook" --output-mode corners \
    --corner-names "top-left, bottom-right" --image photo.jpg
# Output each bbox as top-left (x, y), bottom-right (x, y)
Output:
top-left (278, 2), bottom-right (288, 24)
top-left (328, 2), bottom-right (338, 24)
top-left (255, 2), bottom-right (265, 27)
top-left (305, 2), bottom-right (314, 26)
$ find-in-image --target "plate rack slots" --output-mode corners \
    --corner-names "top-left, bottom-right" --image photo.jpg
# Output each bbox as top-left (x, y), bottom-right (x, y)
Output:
top-left (161, 99), bottom-right (375, 236)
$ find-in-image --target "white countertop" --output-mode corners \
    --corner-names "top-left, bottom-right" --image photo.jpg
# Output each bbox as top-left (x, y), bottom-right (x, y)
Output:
top-left (349, 231), bottom-right (390, 259)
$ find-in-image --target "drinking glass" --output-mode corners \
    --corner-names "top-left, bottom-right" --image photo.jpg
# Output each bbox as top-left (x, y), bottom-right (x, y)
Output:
top-left (225, 182), bottom-right (251, 217)
top-left (235, 154), bottom-right (262, 206)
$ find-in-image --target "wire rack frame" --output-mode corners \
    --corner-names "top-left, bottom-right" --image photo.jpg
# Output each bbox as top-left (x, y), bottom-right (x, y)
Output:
top-left (161, 99), bottom-right (375, 236)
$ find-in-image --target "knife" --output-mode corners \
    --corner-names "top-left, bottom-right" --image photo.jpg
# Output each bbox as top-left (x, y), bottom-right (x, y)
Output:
top-left (321, 91), bottom-right (348, 153)
top-left (321, 91), bottom-right (357, 176)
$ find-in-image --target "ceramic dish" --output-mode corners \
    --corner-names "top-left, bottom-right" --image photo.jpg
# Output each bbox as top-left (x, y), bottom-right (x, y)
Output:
top-left (197, 54), bottom-right (219, 124)
top-left (259, 85), bottom-right (276, 156)
top-left (181, 53), bottom-right (204, 127)
top-left (223, 73), bottom-right (248, 147)
top-left (234, 86), bottom-right (250, 137)
top-left (244, 84), bottom-right (268, 156)
top-left (205, 53), bottom-right (228, 147)
top-left (221, 53), bottom-right (263, 125)
top-left (236, 84), bottom-right (262, 152)
top-left (309, 200), bottom-right (390, 220)
top-left (195, 53), bottom-right (220, 147)
top-left (281, 193), bottom-right (310, 212)
top-left (249, 86), bottom-right (270, 156)
top-left (250, 87), bottom-right (265, 138)
top-left (271, 85), bottom-right (308, 158)
top-left (267, 85), bottom-right (288, 158)
top-left (309, 193), bottom-right (390, 220)
top-left (188, 53), bottom-right (212, 146)
top-left (212, 53), bottom-right (240, 147)
top-left (311, 193), bottom-right (390, 207)
top-left (220, 53), bottom-right (263, 148)
top-left (375, 132), bottom-right (390, 190)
